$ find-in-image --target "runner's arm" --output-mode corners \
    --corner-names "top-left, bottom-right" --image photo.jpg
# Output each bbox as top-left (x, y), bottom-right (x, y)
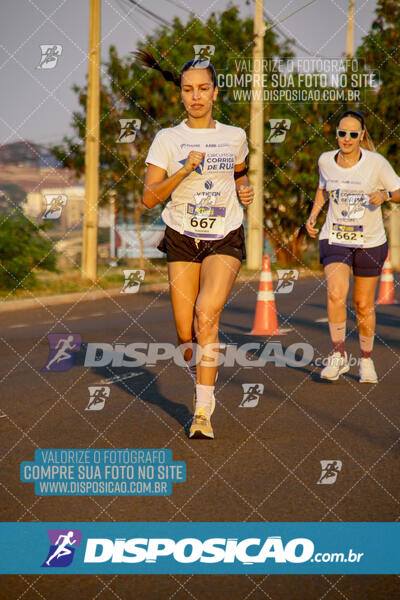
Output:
top-left (389, 188), bottom-right (400, 203)
top-left (369, 187), bottom-right (400, 206)
top-left (143, 151), bottom-right (205, 209)
top-left (142, 164), bottom-right (189, 209)
top-left (234, 161), bottom-right (248, 191)
top-left (306, 188), bottom-right (327, 237)
top-left (234, 161), bottom-right (254, 206)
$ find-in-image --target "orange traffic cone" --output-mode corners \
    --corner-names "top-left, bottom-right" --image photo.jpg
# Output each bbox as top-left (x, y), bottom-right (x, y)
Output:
top-left (250, 255), bottom-right (286, 335)
top-left (376, 251), bottom-right (398, 305)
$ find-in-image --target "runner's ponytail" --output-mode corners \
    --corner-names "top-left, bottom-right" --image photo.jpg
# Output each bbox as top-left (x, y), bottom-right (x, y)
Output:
top-left (133, 50), bottom-right (217, 89)
top-left (133, 50), bottom-right (180, 87)
top-left (360, 128), bottom-right (376, 152)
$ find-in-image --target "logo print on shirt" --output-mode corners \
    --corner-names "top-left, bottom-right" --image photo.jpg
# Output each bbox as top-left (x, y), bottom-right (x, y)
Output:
top-left (179, 156), bottom-right (205, 175)
top-left (340, 192), bottom-right (368, 220)
top-left (328, 189), bottom-right (340, 204)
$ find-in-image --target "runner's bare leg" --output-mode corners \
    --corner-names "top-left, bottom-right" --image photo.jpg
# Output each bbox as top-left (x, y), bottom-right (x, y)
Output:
top-left (168, 261), bottom-right (201, 363)
top-left (194, 254), bottom-right (241, 385)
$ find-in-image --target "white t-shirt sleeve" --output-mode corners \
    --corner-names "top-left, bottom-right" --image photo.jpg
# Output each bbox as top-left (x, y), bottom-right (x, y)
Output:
top-left (235, 129), bottom-right (249, 164)
top-left (318, 155), bottom-right (327, 189)
top-left (376, 154), bottom-right (400, 191)
top-left (145, 131), bottom-right (170, 171)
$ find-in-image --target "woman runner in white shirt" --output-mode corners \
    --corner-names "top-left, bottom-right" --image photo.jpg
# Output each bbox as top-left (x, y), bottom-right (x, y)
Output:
top-left (138, 51), bottom-right (254, 438)
top-left (306, 109), bottom-right (400, 383)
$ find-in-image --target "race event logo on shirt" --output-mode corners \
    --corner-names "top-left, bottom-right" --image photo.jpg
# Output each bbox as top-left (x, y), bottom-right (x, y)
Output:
top-left (328, 189), bottom-right (368, 219)
top-left (339, 191), bottom-right (368, 219)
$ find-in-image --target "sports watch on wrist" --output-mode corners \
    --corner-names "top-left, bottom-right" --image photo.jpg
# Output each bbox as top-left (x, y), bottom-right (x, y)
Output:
top-left (385, 190), bottom-right (392, 201)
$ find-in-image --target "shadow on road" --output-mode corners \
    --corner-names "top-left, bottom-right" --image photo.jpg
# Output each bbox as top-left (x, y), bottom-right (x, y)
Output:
top-left (75, 346), bottom-right (193, 435)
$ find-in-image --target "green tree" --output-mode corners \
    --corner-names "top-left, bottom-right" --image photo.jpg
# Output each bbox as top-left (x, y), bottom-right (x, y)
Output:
top-left (51, 4), bottom-right (345, 266)
top-left (0, 182), bottom-right (27, 216)
top-left (50, 6), bottom-right (290, 265)
top-left (0, 215), bottom-right (57, 291)
top-left (357, 0), bottom-right (400, 168)
top-left (263, 97), bottom-right (338, 263)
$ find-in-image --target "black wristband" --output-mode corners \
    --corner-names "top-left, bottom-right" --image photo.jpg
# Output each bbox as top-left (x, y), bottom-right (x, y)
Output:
top-left (234, 167), bottom-right (248, 180)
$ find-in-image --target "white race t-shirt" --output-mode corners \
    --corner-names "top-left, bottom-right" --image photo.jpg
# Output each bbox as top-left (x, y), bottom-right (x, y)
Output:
top-left (318, 149), bottom-right (400, 248)
top-left (145, 120), bottom-right (248, 239)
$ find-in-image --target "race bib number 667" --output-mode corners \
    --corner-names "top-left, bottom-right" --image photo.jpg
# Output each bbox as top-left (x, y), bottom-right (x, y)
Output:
top-left (182, 203), bottom-right (226, 239)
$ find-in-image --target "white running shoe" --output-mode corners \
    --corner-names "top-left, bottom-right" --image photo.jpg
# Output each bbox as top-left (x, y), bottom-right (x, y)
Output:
top-left (320, 351), bottom-right (350, 381)
top-left (359, 357), bottom-right (378, 383)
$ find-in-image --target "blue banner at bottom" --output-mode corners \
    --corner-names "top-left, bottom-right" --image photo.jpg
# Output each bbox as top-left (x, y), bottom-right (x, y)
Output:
top-left (0, 522), bottom-right (398, 574)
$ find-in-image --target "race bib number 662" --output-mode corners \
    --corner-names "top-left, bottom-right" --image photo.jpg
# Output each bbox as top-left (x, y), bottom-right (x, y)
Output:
top-left (329, 223), bottom-right (364, 248)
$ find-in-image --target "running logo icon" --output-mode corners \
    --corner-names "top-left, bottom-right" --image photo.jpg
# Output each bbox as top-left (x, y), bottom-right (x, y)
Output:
top-left (86, 386), bottom-right (110, 411)
top-left (37, 45), bottom-right (62, 69)
top-left (328, 189), bottom-right (340, 204)
top-left (42, 529), bottom-right (81, 567)
top-left (267, 119), bottom-right (291, 143)
top-left (193, 44), bottom-right (215, 67)
top-left (43, 194), bottom-right (67, 219)
top-left (117, 119), bottom-right (141, 143)
top-left (42, 334), bottom-right (82, 372)
top-left (121, 269), bottom-right (145, 293)
top-left (239, 384), bottom-right (264, 408)
top-left (275, 269), bottom-right (299, 294)
top-left (317, 460), bottom-right (342, 485)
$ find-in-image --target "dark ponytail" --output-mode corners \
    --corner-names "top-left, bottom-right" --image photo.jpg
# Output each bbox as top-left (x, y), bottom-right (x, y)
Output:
top-left (133, 50), bottom-right (217, 88)
top-left (133, 50), bottom-right (180, 86)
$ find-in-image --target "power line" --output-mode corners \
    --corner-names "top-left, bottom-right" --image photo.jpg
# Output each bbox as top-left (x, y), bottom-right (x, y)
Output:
top-left (122, 0), bottom-right (172, 27)
top-left (264, 0), bottom-right (319, 33)
top-left (162, 0), bottom-right (192, 14)
top-left (116, 0), bottom-right (158, 31)
top-left (261, 1), bottom-right (326, 57)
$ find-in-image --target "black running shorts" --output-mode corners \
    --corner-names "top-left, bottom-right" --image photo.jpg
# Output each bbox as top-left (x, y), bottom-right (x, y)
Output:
top-left (157, 224), bottom-right (247, 263)
top-left (319, 239), bottom-right (388, 277)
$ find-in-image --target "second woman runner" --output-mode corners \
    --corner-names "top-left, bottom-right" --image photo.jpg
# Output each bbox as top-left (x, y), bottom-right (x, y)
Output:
top-left (306, 109), bottom-right (400, 383)
top-left (139, 51), bottom-right (254, 438)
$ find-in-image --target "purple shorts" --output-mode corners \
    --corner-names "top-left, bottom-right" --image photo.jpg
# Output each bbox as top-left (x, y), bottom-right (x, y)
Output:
top-left (319, 239), bottom-right (388, 277)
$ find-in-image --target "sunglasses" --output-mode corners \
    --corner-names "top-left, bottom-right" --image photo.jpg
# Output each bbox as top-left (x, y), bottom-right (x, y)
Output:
top-left (336, 128), bottom-right (364, 139)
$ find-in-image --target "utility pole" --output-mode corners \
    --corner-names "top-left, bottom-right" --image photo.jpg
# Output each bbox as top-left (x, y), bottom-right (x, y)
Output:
top-left (246, 0), bottom-right (265, 271)
top-left (345, 0), bottom-right (355, 57)
top-left (82, 0), bottom-right (101, 280)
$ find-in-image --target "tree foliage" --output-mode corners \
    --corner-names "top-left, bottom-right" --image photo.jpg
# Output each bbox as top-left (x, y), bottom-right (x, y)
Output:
top-left (0, 214), bottom-right (57, 290)
top-left (50, 3), bottom-right (398, 265)
top-left (357, 0), bottom-right (400, 169)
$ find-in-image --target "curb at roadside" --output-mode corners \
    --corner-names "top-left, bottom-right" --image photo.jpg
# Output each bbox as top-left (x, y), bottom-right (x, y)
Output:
top-left (0, 271), bottom-right (323, 313)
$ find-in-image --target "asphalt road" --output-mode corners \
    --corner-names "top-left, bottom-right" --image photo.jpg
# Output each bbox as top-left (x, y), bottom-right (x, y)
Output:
top-left (1, 274), bottom-right (399, 599)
